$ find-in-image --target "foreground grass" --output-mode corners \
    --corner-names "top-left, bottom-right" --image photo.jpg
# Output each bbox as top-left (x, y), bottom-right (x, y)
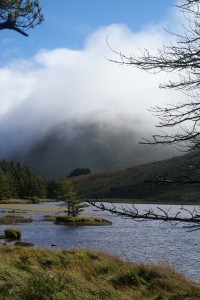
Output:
top-left (0, 246), bottom-right (199, 300)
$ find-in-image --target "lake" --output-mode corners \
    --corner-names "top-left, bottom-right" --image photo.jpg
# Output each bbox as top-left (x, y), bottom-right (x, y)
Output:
top-left (0, 202), bottom-right (199, 283)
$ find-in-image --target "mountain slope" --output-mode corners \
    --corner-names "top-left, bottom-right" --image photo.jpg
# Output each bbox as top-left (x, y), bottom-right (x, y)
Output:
top-left (70, 152), bottom-right (200, 203)
top-left (8, 121), bottom-right (176, 180)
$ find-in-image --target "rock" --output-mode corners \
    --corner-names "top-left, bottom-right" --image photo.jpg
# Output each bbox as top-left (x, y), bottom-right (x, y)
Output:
top-left (14, 241), bottom-right (34, 247)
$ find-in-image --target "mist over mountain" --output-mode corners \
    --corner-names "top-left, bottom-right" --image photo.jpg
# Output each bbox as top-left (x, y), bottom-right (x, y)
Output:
top-left (6, 119), bottom-right (177, 180)
top-left (0, 23), bottom-right (184, 178)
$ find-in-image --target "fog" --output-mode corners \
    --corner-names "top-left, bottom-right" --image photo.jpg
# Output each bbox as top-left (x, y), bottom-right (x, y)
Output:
top-left (0, 12), bottom-right (186, 179)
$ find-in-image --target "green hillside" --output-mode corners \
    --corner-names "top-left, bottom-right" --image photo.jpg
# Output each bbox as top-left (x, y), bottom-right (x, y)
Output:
top-left (0, 246), bottom-right (199, 300)
top-left (69, 153), bottom-right (200, 203)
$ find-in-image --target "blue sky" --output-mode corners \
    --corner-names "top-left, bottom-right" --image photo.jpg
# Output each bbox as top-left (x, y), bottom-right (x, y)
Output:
top-left (39, 0), bottom-right (175, 49)
top-left (0, 0), bottom-right (175, 62)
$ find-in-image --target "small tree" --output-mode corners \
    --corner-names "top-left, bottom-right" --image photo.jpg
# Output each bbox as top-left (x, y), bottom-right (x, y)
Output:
top-left (58, 181), bottom-right (87, 217)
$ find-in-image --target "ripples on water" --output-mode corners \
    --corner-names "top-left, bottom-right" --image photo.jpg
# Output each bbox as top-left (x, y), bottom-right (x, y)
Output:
top-left (0, 202), bottom-right (199, 283)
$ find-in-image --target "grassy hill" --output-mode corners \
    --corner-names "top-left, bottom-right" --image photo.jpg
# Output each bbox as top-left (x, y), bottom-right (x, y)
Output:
top-left (0, 246), bottom-right (199, 300)
top-left (70, 152), bottom-right (200, 203)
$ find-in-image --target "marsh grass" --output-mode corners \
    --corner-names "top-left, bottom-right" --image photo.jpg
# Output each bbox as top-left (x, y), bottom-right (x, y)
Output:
top-left (43, 215), bottom-right (57, 222)
top-left (0, 199), bottom-right (55, 204)
top-left (55, 216), bottom-right (112, 226)
top-left (0, 247), bottom-right (199, 300)
top-left (0, 215), bottom-right (32, 225)
top-left (0, 204), bottom-right (65, 213)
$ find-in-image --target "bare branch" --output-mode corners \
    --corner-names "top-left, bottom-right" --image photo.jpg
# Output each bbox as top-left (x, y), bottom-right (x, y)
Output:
top-left (89, 201), bottom-right (200, 229)
top-left (108, 0), bottom-right (200, 153)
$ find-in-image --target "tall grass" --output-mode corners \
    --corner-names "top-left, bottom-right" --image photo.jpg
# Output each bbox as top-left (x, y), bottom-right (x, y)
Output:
top-left (55, 216), bottom-right (112, 226)
top-left (0, 215), bottom-right (32, 225)
top-left (0, 247), bottom-right (199, 300)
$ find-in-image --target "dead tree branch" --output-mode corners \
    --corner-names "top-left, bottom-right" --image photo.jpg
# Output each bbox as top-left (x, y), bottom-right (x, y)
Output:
top-left (108, 0), bottom-right (200, 152)
top-left (89, 201), bottom-right (200, 229)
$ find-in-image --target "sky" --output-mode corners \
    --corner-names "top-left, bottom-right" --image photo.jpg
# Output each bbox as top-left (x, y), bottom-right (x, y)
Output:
top-left (0, 0), bottom-right (187, 176)
top-left (1, 0), bottom-right (175, 60)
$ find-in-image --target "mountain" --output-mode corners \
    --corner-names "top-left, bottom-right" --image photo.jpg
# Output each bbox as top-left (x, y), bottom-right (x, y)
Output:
top-left (69, 152), bottom-right (200, 203)
top-left (7, 121), bottom-right (176, 180)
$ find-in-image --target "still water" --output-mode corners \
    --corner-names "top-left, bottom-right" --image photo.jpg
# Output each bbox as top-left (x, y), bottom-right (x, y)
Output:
top-left (0, 202), bottom-right (200, 283)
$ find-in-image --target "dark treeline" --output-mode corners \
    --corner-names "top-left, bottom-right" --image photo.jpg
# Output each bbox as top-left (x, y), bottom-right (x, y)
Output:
top-left (0, 161), bottom-right (90, 200)
top-left (0, 160), bottom-right (47, 200)
top-left (67, 168), bottom-right (91, 178)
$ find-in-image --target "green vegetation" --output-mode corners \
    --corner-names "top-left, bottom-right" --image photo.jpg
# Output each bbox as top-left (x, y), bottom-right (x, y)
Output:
top-left (4, 156), bottom-right (198, 204)
top-left (28, 196), bottom-right (41, 204)
top-left (56, 216), bottom-right (112, 226)
top-left (0, 215), bottom-right (32, 225)
top-left (4, 228), bottom-right (21, 239)
top-left (0, 246), bottom-right (198, 300)
top-left (0, 160), bottom-right (46, 200)
top-left (47, 180), bottom-right (61, 199)
top-left (44, 215), bottom-right (112, 226)
top-left (68, 153), bottom-right (200, 203)
top-left (58, 181), bottom-right (87, 217)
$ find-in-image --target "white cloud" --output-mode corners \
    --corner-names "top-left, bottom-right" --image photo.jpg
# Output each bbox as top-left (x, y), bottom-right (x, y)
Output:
top-left (0, 9), bottom-right (187, 157)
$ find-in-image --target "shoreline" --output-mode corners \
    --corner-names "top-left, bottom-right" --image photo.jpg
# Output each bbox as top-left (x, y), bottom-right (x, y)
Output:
top-left (88, 198), bottom-right (200, 206)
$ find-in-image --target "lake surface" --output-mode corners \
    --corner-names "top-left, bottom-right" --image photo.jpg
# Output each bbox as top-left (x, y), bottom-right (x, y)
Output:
top-left (0, 202), bottom-right (200, 283)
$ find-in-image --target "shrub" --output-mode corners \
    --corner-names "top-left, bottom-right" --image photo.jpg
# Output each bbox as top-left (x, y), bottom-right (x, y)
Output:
top-left (25, 196), bottom-right (41, 203)
top-left (4, 227), bottom-right (22, 239)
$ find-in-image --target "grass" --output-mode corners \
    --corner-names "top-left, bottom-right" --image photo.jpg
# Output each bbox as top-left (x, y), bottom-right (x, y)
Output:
top-left (55, 216), bottom-right (112, 226)
top-left (0, 246), bottom-right (199, 299)
top-left (0, 215), bottom-right (32, 225)
top-left (69, 152), bottom-right (200, 203)
top-left (4, 228), bottom-right (22, 239)
top-left (43, 215), bottom-right (58, 222)
top-left (0, 199), bottom-right (55, 204)
top-left (0, 204), bottom-right (66, 213)
top-left (0, 199), bottom-right (31, 204)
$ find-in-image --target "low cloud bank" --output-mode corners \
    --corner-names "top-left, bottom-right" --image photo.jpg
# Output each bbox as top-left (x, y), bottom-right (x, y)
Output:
top-left (0, 16), bottom-right (184, 178)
